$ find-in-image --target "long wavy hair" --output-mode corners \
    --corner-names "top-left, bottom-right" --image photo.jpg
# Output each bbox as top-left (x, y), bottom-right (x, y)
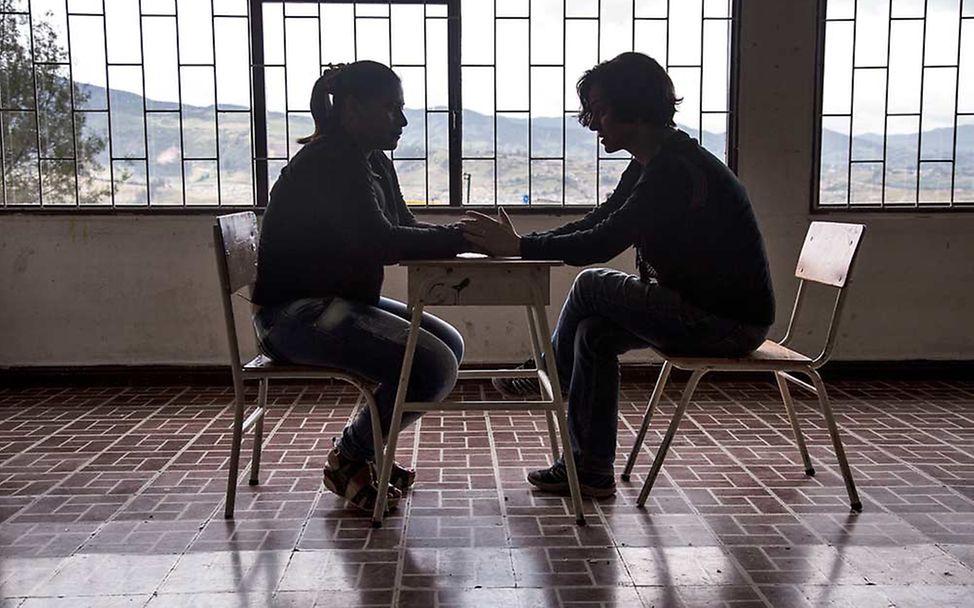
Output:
top-left (576, 52), bottom-right (682, 128)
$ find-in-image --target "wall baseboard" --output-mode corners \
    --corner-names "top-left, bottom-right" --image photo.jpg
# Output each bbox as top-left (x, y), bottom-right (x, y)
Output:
top-left (1, 361), bottom-right (972, 388)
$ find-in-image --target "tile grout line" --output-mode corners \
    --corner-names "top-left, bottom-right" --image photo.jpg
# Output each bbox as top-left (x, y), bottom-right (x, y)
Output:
top-left (0, 387), bottom-right (76, 467)
top-left (616, 391), bottom-right (776, 607)
top-left (481, 384), bottom-right (518, 592)
top-left (143, 387), bottom-right (306, 608)
top-left (1, 387), bottom-right (191, 602)
top-left (688, 383), bottom-right (915, 602)
top-left (5, 386), bottom-right (192, 534)
top-left (391, 414), bottom-right (423, 607)
top-left (799, 383), bottom-right (974, 513)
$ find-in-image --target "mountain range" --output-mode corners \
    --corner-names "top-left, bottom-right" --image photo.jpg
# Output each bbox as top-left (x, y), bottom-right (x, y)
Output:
top-left (76, 84), bottom-right (973, 205)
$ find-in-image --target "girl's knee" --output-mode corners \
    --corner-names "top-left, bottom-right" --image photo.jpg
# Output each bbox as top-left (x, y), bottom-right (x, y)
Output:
top-left (408, 338), bottom-right (459, 401)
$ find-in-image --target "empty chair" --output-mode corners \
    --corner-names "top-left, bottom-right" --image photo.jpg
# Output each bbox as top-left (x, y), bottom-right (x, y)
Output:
top-left (623, 221), bottom-right (866, 512)
top-left (213, 211), bottom-right (385, 518)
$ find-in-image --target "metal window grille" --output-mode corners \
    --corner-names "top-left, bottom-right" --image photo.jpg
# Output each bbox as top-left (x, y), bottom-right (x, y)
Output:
top-left (0, 0), bottom-right (255, 209)
top-left (0, 0), bottom-right (737, 210)
top-left (816, 0), bottom-right (974, 210)
top-left (457, 0), bottom-right (735, 207)
top-left (251, 0), bottom-right (459, 207)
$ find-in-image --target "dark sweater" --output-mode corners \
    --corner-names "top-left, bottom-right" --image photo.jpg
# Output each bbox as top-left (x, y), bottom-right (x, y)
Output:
top-left (252, 127), bottom-right (466, 307)
top-left (520, 130), bottom-right (775, 327)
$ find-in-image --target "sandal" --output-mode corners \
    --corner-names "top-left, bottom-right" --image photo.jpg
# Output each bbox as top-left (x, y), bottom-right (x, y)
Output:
top-left (371, 460), bottom-right (417, 493)
top-left (322, 447), bottom-right (401, 513)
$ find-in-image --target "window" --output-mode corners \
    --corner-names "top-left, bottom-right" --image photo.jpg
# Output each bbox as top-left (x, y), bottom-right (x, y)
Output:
top-left (0, 0), bottom-right (253, 208)
top-left (455, 0), bottom-right (735, 207)
top-left (817, 0), bottom-right (974, 209)
top-left (0, 0), bottom-right (737, 210)
top-left (253, 0), bottom-right (454, 206)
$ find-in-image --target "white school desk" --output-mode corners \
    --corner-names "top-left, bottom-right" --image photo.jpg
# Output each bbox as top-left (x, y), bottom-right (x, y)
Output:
top-left (370, 254), bottom-right (586, 527)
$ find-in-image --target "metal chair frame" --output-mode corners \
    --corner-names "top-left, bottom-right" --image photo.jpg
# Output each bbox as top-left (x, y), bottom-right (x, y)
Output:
top-left (214, 211), bottom-right (385, 518)
top-left (622, 222), bottom-right (866, 512)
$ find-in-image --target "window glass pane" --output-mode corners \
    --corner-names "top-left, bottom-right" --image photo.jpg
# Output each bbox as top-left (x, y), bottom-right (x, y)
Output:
top-left (600, 0), bottom-right (633, 62)
top-left (530, 67), bottom-right (562, 158)
top-left (497, 20), bottom-right (529, 111)
top-left (183, 159), bottom-right (218, 205)
top-left (461, 0), bottom-right (493, 65)
top-left (498, 112), bottom-right (529, 205)
top-left (181, 66), bottom-right (216, 159)
top-left (2, 110), bottom-right (39, 205)
top-left (463, 67), bottom-right (493, 158)
top-left (215, 17), bottom-right (250, 110)
top-left (31, 0), bottom-right (69, 63)
top-left (218, 112), bottom-right (253, 206)
top-left (113, 159), bottom-right (147, 205)
top-left (391, 5), bottom-right (424, 66)
top-left (147, 112), bottom-right (183, 206)
top-left (108, 65), bottom-right (145, 159)
top-left (820, 0), bottom-right (972, 207)
top-left (142, 17), bottom-right (179, 111)
top-left (531, 0), bottom-right (563, 65)
top-left (104, 0), bottom-right (141, 64)
top-left (75, 110), bottom-right (111, 205)
top-left (176, 0), bottom-right (213, 64)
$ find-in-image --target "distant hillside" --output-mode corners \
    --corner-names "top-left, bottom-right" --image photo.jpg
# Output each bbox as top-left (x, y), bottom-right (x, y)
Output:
top-left (78, 83), bottom-right (973, 204)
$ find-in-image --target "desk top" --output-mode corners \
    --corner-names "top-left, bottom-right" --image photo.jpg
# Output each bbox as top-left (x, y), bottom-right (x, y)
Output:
top-left (401, 253), bottom-right (563, 268)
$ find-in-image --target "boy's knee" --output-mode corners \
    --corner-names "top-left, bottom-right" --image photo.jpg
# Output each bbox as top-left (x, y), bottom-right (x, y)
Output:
top-left (574, 317), bottom-right (623, 357)
top-left (572, 268), bottom-right (603, 293)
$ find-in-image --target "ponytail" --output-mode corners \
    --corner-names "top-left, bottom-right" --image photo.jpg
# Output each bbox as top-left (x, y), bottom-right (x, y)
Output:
top-left (297, 60), bottom-right (402, 145)
top-left (297, 63), bottom-right (346, 145)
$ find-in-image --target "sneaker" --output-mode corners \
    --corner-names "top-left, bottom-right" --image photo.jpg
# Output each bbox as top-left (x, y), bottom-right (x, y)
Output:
top-left (322, 447), bottom-right (402, 513)
top-left (527, 460), bottom-right (616, 498)
top-left (492, 358), bottom-right (541, 399)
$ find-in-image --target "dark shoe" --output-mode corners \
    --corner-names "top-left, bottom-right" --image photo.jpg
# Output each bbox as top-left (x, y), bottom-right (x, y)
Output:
top-left (492, 359), bottom-right (541, 398)
top-left (527, 460), bottom-right (616, 498)
top-left (322, 447), bottom-right (402, 513)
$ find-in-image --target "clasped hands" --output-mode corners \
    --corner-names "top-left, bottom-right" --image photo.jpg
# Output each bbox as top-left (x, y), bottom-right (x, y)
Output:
top-left (458, 208), bottom-right (521, 257)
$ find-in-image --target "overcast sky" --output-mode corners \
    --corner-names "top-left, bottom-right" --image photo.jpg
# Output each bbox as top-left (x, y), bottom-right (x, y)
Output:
top-left (17, 0), bottom-right (972, 133)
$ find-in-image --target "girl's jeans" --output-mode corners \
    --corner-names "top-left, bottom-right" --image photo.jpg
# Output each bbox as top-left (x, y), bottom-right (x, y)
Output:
top-left (255, 296), bottom-right (463, 462)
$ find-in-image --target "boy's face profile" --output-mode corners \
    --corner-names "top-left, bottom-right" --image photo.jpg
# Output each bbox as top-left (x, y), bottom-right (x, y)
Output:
top-left (586, 85), bottom-right (624, 154)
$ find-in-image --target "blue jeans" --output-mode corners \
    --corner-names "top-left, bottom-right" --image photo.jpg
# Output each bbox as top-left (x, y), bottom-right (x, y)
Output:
top-left (551, 268), bottom-right (769, 477)
top-left (254, 296), bottom-right (463, 462)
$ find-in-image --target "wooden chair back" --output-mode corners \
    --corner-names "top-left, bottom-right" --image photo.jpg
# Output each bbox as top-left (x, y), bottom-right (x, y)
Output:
top-left (213, 212), bottom-right (259, 376)
top-left (795, 221), bottom-right (864, 288)
top-left (782, 221), bottom-right (866, 367)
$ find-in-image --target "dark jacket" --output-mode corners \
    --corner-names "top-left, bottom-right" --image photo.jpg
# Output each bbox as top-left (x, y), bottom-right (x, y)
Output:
top-left (252, 127), bottom-right (466, 307)
top-left (520, 130), bottom-right (775, 327)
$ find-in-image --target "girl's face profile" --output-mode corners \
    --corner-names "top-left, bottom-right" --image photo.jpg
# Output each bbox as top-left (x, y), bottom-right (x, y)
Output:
top-left (346, 84), bottom-right (408, 151)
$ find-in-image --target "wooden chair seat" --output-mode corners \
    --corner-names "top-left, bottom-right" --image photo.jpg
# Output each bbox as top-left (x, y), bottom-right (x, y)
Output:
top-left (666, 340), bottom-right (812, 371)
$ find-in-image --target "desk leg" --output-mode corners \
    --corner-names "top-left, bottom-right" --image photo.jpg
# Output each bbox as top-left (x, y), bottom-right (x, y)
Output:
top-left (531, 303), bottom-right (586, 526)
top-left (372, 302), bottom-right (424, 527)
top-left (525, 306), bottom-right (560, 461)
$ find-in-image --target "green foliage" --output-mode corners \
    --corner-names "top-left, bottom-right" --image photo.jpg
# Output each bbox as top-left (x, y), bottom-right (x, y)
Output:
top-left (0, 0), bottom-right (113, 205)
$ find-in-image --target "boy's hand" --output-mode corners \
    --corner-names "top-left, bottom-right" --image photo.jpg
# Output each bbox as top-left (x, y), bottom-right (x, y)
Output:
top-left (460, 210), bottom-right (521, 257)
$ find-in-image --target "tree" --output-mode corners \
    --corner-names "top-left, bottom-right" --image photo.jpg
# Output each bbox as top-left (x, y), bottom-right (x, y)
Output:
top-left (0, 0), bottom-right (114, 205)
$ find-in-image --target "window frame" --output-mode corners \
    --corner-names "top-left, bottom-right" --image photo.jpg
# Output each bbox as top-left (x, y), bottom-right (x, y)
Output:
top-left (811, 0), bottom-right (974, 214)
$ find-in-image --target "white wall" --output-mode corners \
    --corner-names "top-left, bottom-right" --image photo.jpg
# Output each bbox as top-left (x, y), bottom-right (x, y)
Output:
top-left (1, 0), bottom-right (972, 367)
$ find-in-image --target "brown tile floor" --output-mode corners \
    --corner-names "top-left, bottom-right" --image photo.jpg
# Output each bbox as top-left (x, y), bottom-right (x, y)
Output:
top-left (2, 378), bottom-right (974, 606)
